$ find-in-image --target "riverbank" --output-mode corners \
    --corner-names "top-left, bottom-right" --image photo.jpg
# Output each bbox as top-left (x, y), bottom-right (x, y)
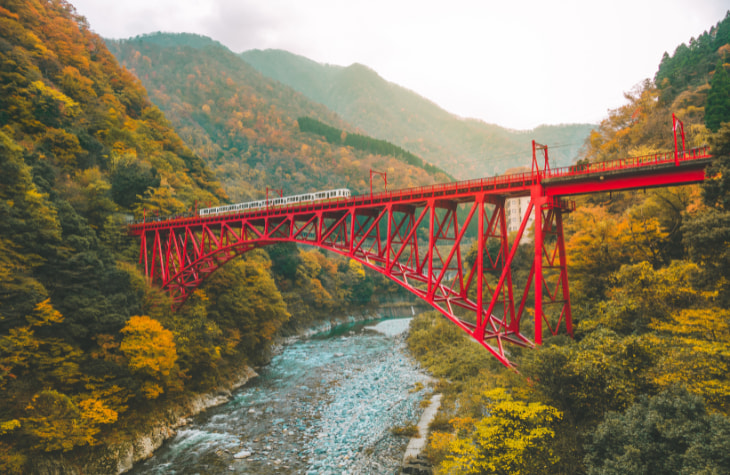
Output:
top-left (128, 317), bottom-right (435, 474)
top-left (29, 304), bottom-right (431, 474)
top-left (29, 365), bottom-right (258, 475)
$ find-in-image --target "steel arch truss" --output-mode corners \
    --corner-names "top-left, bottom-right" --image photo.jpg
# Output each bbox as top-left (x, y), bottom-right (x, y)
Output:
top-left (135, 192), bottom-right (574, 368)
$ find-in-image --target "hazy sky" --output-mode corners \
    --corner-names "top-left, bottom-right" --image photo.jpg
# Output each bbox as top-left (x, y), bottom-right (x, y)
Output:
top-left (70, 0), bottom-right (728, 130)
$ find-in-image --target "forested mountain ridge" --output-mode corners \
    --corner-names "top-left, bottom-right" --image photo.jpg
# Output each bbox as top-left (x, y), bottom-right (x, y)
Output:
top-left (240, 48), bottom-right (595, 179)
top-left (2, 0), bottom-right (729, 472)
top-left (106, 33), bottom-right (451, 204)
top-left (0, 10), bottom-right (438, 471)
top-left (0, 1), bottom-right (249, 468)
top-left (0, 3), bottom-right (392, 472)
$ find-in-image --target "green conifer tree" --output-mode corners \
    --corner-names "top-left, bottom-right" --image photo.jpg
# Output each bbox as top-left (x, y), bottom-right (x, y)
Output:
top-left (705, 61), bottom-right (730, 132)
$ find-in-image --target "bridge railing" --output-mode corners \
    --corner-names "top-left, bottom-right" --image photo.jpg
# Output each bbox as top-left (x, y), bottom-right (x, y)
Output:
top-left (128, 145), bottom-right (711, 229)
top-left (544, 145), bottom-right (711, 181)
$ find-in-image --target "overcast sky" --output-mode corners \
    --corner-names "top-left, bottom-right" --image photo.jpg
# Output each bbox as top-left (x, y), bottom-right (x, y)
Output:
top-left (70, 0), bottom-right (728, 130)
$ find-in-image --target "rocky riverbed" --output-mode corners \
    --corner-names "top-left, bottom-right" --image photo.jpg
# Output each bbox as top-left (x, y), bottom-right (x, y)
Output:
top-left (129, 317), bottom-right (434, 474)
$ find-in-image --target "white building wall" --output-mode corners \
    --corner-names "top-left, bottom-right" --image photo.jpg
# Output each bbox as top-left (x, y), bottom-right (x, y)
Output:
top-left (505, 196), bottom-right (534, 242)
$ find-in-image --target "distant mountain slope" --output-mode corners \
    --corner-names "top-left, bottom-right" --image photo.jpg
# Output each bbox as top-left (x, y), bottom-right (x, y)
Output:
top-left (240, 49), bottom-right (594, 179)
top-left (107, 33), bottom-right (451, 202)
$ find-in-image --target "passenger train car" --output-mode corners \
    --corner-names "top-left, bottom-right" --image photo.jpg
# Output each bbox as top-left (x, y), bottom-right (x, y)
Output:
top-left (199, 188), bottom-right (351, 217)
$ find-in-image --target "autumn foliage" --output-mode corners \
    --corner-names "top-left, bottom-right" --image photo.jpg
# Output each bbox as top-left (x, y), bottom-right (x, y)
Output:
top-left (1, 1), bottom-right (729, 474)
top-left (409, 12), bottom-right (730, 475)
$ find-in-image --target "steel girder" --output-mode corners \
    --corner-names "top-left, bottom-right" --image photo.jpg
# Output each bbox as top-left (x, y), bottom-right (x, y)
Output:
top-left (133, 188), bottom-right (575, 368)
top-left (129, 136), bottom-right (711, 368)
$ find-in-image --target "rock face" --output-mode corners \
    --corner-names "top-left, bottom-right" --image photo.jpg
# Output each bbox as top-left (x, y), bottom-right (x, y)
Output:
top-left (28, 366), bottom-right (258, 475)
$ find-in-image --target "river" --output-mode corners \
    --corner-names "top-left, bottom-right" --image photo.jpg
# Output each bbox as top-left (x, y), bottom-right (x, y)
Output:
top-left (129, 317), bottom-right (432, 474)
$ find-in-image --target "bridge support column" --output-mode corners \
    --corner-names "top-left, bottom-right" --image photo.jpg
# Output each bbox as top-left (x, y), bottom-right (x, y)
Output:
top-left (533, 194), bottom-right (546, 345)
top-left (528, 190), bottom-right (573, 345)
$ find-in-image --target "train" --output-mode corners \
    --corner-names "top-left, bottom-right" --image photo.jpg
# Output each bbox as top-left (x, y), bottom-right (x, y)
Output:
top-left (198, 188), bottom-right (352, 217)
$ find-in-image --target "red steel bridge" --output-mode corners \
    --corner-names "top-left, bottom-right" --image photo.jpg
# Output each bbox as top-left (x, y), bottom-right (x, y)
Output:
top-left (128, 117), bottom-right (712, 367)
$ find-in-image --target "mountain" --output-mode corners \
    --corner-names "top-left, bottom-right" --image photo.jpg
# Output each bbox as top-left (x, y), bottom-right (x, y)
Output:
top-left (0, 0), bottom-right (244, 465)
top-left (2, 9), bottom-right (433, 470)
top-left (106, 33), bottom-right (452, 202)
top-left (240, 49), bottom-right (595, 179)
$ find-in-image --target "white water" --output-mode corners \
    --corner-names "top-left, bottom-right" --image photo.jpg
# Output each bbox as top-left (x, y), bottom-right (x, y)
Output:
top-left (130, 317), bottom-right (432, 474)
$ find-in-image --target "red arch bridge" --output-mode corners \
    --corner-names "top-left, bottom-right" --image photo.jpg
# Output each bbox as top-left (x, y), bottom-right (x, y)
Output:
top-left (128, 118), bottom-right (712, 368)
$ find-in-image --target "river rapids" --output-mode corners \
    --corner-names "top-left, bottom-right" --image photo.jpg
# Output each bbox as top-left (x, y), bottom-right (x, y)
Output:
top-left (129, 317), bottom-right (433, 474)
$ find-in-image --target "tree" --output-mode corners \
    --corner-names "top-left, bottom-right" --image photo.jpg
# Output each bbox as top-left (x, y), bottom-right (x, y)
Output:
top-left (266, 242), bottom-right (301, 281)
top-left (587, 260), bottom-right (706, 335)
top-left (119, 315), bottom-right (178, 399)
top-left (435, 388), bottom-right (561, 475)
top-left (700, 123), bottom-right (730, 211)
top-left (684, 124), bottom-right (730, 304)
top-left (519, 329), bottom-right (655, 426)
top-left (21, 390), bottom-right (113, 452)
top-left (650, 307), bottom-right (730, 412)
top-left (565, 205), bottom-right (667, 302)
top-left (63, 167), bottom-right (117, 230)
top-left (205, 251), bottom-right (289, 360)
top-left (0, 131), bottom-right (60, 328)
top-left (110, 159), bottom-right (160, 209)
top-left (344, 260), bottom-right (374, 305)
top-left (585, 387), bottom-right (730, 474)
top-left (705, 62), bottom-right (730, 132)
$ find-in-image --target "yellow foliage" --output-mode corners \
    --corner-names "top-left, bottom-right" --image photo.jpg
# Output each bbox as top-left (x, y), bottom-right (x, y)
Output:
top-left (298, 249), bottom-right (322, 280)
top-left (650, 307), bottom-right (730, 412)
top-left (0, 440), bottom-right (26, 475)
top-left (347, 259), bottom-right (366, 279)
top-left (120, 315), bottom-right (177, 377)
top-left (133, 185), bottom-right (186, 217)
top-left (78, 398), bottom-right (118, 425)
top-left (141, 381), bottom-right (165, 400)
top-left (22, 390), bottom-right (100, 451)
top-left (25, 299), bottom-right (63, 327)
top-left (31, 80), bottom-right (80, 117)
top-left (0, 420), bottom-right (20, 435)
top-left (0, 327), bottom-right (38, 389)
top-left (437, 388), bottom-right (561, 475)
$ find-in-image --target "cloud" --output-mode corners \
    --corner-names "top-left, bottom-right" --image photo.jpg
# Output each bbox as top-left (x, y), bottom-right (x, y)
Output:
top-left (70, 0), bottom-right (730, 129)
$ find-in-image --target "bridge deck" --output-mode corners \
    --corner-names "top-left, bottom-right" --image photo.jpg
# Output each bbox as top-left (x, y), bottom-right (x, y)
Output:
top-left (128, 147), bottom-right (711, 236)
top-left (126, 138), bottom-right (713, 368)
